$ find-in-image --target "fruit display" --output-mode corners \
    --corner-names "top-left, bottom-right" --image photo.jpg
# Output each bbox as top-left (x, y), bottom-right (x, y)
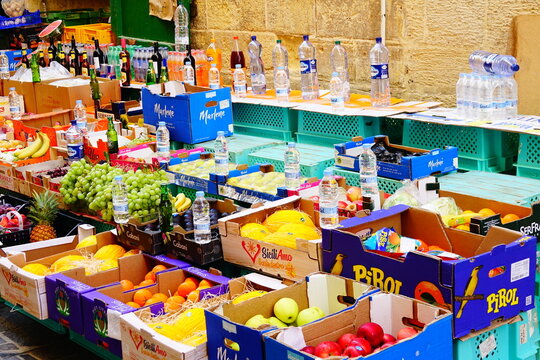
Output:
top-left (175, 201), bottom-right (230, 230)
top-left (35, 166), bottom-right (70, 180)
top-left (310, 186), bottom-right (363, 215)
top-left (231, 290), bottom-right (267, 304)
top-left (0, 210), bottom-right (30, 234)
top-left (172, 193), bottom-right (192, 213)
top-left (116, 155), bottom-right (147, 163)
top-left (370, 141), bottom-right (423, 164)
top-left (0, 139), bottom-right (23, 150)
top-left (226, 171), bottom-right (306, 195)
top-left (12, 132), bottom-right (51, 160)
top-left (27, 191), bottom-right (59, 242)
top-left (168, 158), bottom-right (236, 180)
top-left (244, 297), bottom-right (325, 329)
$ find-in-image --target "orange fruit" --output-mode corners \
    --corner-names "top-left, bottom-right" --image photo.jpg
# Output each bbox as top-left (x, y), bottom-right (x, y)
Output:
top-left (455, 224), bottom-right (470, 231)
top-left (501, 213), bottom-right (520, 224)
top-left (133, 289), bottom-right (153, 306)
top-left (151, 293), bottom-right (169, 303)
top-left (145, 271), bottom-right (157, 282)
top-left (145, 297), bottom-right (162, 306)
top-left (120, 279), bottom-right (134, 292)
top-left (478, 208), bottom-right (496, 217)
top-left (152, 264), bottom-right (168, 273)
top-left (177, 281), bottom-right (197, 297)
top-left (165, 296), bottom-right (186, 311)
top-left (197, 279), bottom-right (213, 289)
top-left (138, 279), bottom-right (154, 287)
top-left (463, 210), bottom-right (475, 215)
top-left (197, 286), bottom-right (210, 291)
top-left (126, 301), bottom-right (141, 309)
top-left (187, 290), bottom-right (199, 302)
top-left (184, 277), bottom-right (200, 287)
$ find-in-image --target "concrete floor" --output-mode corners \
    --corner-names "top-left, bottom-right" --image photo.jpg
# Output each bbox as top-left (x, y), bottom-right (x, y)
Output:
top-left (0, 304), bottom-right (99, 360)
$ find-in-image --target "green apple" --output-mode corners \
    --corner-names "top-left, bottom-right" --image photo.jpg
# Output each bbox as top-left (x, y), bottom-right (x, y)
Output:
top-left (273, 298), bottom-right (299, 324)
top-left (230, 342), bottom-right (240, 351)
top-left (296, 307), bottom-right (325, 326)
top-left (245, 314), bottom-right (270, 329)
top-left (268, 316), bottom-right (288, 328)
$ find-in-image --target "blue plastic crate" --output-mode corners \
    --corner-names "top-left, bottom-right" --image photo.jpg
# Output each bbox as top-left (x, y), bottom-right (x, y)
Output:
top-left (516, 133), bottom-right (540, 180)
top-left (0, 10), bottom-right (41, 30)
top-left (330, 166), bottom-right (404, 195)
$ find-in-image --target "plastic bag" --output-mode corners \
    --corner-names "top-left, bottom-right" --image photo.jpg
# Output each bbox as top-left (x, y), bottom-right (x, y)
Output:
top-left (382, 180), bottom-right (421, 209)
top-left (11, 61), bottom-right (73, 82)
top-left (421, 197), bottom-right (462, 217)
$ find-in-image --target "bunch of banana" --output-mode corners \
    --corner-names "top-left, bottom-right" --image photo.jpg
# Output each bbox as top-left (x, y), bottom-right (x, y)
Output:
top-left (174, 193), bottom-right (192, 213)
top-left (13, 132), bottom-right (50, 160)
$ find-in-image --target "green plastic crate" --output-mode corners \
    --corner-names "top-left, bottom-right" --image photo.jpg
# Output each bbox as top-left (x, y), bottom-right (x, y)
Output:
top-left (516, 134), bottom-right (540, 180)
top-left (69, 330), bottom-right (121, 360)
top-left (330, 166), bottom-right (404, 195)
top-left (183, 134), bottom-right (285, 165)
top-left (248, 143), bottom-right (335, 178)
top-left (42, 9), bottom-right (108, 26)
top-left (3, 300), bottom-right (68, 335)
top-left (232, 103), bottom-right (297, 141)
top-left (234, 125), bottom-right (295, 141)
top-left (381, 117), bottom-right (405, 144)
top-left (295, 132), bottom-right (346, 148)
top-left (402, 120), bottom-right (519, 172)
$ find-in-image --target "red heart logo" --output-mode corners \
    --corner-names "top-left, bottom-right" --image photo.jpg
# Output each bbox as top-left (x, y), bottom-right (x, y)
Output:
top-left (2, 269), bottom-right (12, 285)
top-left (242, 241), bottom-right (261, 264)
top-left (129, 329), bottom-right (143, 350)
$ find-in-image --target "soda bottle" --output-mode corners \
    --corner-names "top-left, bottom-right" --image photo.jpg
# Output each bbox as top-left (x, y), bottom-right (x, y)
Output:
top-left (156, 121), bottom-right (170, 168)
top-left (370, 37), bottom-right (390, 107)
top-left (183, 61), bottom-right (195, 85)
top-left (330, 40), bottom-right (350, 102)
top-left (330, 72), bottom-right (345, 112)
top-left (206, 38), bottom-right (223, 72)
top-left (74, 100), bottom-right (87, 134)
top-left (146, 60), bottom-right (157, 85)
top-left (0, 51), bottom-right (9, 79)
top-left (272, 40), bottom-right (289, 89)
top-left (66, 120), bottom-right (84, 162)
top-left (298, 35), bottom-right (319, 100)
top-left (193, 191), bottom-right (211, 244)
top-left (233, 64), bottom-right (247, 97)
top-left (284, 142), bottom-right (301, 189)
top-left (30, 54), bottom-right (41, 83)
top-left (230, 36), bottom-right (246, 73)
top-left (107, 117), bottom-right (119, 154)
top-left (160, 59), bottom-right (169, 83)
top-left (214, 131), bottom-right (229, 176)
top-left (248, 35), bottom-right (266, 94)
top-left (209, 63), bottom-right (220, 89)
top-left (360, 143), bottom-right (381, 210)
top-left (274, 66), bottom-right (290, 102)
top-left (8, 88), bottom-right (21, 120)
top-left (194, 50), bottom-right (209, 86)
top-left (319, 168), bottom-right (339, 229)
top-left (112, 175), bottom-right (129, 224)
top-left (174, 2), bottom-right (190, 51)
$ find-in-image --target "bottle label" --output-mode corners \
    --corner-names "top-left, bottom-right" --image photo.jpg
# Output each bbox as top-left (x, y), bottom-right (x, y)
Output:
top-left (195, 222), bottom-right (210, 231)
top-left (285, 171), bottom-right (300, 179)
top-left (70, 67), bottom-right (76, 75)
top-left (121, 72), bottom-right (127, 83)
top-left (371, 64), bottom-right (389, 79)
top-left (153, 61), bottom-right (159, 74)
top-left (215, 158), bottom-right (228, 165)
top-left (76, 120), bottom-right (87, 130)
top-left (300, 59), bottom-right (317, 74)
top-left (67, 143), bottom-right (84, 160)
top-left (113, 204), bottom-right (128, 213)
top-left (9, 106), bottom-right (19, 114)
top-left (506, 100), bottom-right (518, 107)
top-left (0, 66), bottom-right (8, 73)
top-left (320, 206), bottom-right (338, 215)
top-left (276, 87), bottom-right (289, 96)
top-left (210, 83), bottom-right (220, 90)
top-left (234, 85), bottom-right (246, 93)
top-left (207, 56), bottom-right (214, 62)
top-left (82, 68), bottom-right (88, 76)
top-left (94, 57), bottom-right (100, 70)
top-left (331, 96), bottom-right (344, 104)
top-left (157, 145), bottom-right (170, 154)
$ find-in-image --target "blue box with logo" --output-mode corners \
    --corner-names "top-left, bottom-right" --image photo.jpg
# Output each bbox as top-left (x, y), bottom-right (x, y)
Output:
top-left (4, 49), bottom-right (23, 71)
top-left (141, 82), bottom-right (233, 144)
top-left (334, 135), bottom-right (458, 180)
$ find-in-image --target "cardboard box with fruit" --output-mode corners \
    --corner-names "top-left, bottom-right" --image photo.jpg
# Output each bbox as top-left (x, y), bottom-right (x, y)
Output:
top-left (205, 272), bottom-right (375, 360)
top-left (322, 205), bottom-right (536, 338)
top-left (334, 135), bottom-right (458, 180)
top-left (264, 291), bottom-right (453, 359)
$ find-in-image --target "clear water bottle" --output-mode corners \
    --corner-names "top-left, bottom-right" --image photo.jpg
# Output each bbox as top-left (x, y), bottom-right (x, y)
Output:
top-left (462, 73), bottom-right (474, 119)
top-left (504, 75), bottom-right (518, 118)
top-left (299, 35), bottom-right (319, 100)
top-left (208, 63), bottom-right (220, 89)
top-left (274, 66), bottom-right (290, 102)
top-left (156, 121), bottom-right (170, 166)
top-left (65, 120), bottom-right (84, 162)
top-left (247, 36), bottom-right (266, 94)
top-left (8, 87), bottom-right (21, 120)
top-left (193, 191), bottom-right (211, 244)
top-left (272, 40), bottom-right (289, 90)
top-left (360, 143), bottom-right (381, 210)
top-left (330, 41), bottom-right (350, 102)
top-left (183, 61), bottom-right (195, 85)
top-left (330, 72), bottom-right (345, 112)
top-left (214, 131), bottom-right (229, 176)
top-left (284, 142), bottom-right (301, 189)
top-left (477, 75), bottom-right (493, 120)
top-left (0, 51), bottom-right (9, 79)
top-left (455, 73), bottom-right (466, 119)
top-left (370, 37), bottom-right (390, 107)
top-left (233, 64), bottom-right (247, 97)
top-left (469, 50), bottom-right (520, 76)
top-left (74, 100), bottom-right (87, 134)
top-left (491, 75), bottom-right (506, 121)
top-left (319, 168), bottom-right (339, 229)
top-left (174, 2), bottom-right (190, 52)
top-left (112, 175), bottom-right (129, 224)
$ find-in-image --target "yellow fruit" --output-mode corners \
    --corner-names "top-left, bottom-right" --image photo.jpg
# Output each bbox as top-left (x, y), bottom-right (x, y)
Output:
top-left (501, 213), bottom-right (520, 224)
top-left (182, 333), bottom-right (207, 347)
top-left (148, 323), bottom-right (183, 341)
top-left (462, 210), bottom-right (475, 215)
top-left (263, 210), bottom-right (315, 232)
top-left (51, 264), bottom-right (80, 273)
top-left (76, 235), bottom-right (97, 249)
top-left (99, 259), bottom-right (119, 272)
top-left (262, 232), bottom-right (298, 249)
top-left (94, 245), bottom-right (126, 260)
top-left (172, 308), bottom-right (206, 340)
top-left (478, 208), bottom-right (496, 217)
top-left (277, 223), bottom-right (320, 240)
top-left (50, 255), bottom-right (85, 273)
top-left (122, 249), bottom-right (141, 257)
top-left (21, 263), bottom-right (49, 276)
top-left (232, 290), bottom-right (267, 304)
top-left (240, 223), bottom-right (272, 240)
top-left (455, 224), bottom-right (470, 231)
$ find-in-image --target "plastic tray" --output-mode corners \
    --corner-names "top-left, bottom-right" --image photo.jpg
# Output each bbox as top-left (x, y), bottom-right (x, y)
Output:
top-left (330, 166), bottom-right (404, 195)
top-left (0, 10), bottom-right (41, 30)
top-left (515, 133), bottom-right (540, 180)
top-left (232, 103), bottom-right (297, 141)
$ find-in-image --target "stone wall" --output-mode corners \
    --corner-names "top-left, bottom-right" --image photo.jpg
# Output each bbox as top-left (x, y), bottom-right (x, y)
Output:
top-left (190, 0), bottom-right (540, 105)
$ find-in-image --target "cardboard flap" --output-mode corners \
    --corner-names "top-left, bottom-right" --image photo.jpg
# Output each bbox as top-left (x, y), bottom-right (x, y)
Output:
top-left (475, 226), bottom-right (525, 255)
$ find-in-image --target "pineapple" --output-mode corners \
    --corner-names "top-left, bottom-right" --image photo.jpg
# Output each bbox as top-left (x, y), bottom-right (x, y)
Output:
top-left (28, 191), bottom-right (59, 242)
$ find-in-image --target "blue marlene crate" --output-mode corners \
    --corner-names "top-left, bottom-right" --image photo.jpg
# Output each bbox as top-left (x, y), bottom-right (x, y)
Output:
top-left (330, 166), bottom-right (404, 194)
top-left (167, 152), bottom-right (221, 195)
top-left (516, 133), bottom-right (540, 180)
top-left (0, 11), bottom-right (41, 30)
top-left (334, 135), bottom-right (458, 180)
top-left (183, 134), bottom-right (285, 165)
top-left (438, 171), bottom-right (540, 207)
top-left (248, 143), bottom-right (335, 178)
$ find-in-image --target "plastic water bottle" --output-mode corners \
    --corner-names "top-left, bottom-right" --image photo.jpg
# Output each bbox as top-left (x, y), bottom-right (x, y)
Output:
top-left (319, 168), bottom-right (339, 229)
top-left (274, 66), bottom-right (290, 102)
top-left (65, 120), bottom-right (84, 162)
top-left (156, 121), bottom-right (170, 167)
top-left (299, 35), bottom-right (319, 100)
top-left (214, 131), bottom-right (229, 175)
top-left (462, 73), bottom-right (474, 119)
top-left (330, 41), bottom-right (350, 102)
top-left (491, 75), bottom-right (506, 121)
top-left (8, 88), bottom-right (21, 120)
top-left (284, 142), bottom-right (301, 189)
top-left (183, 61), bottom-right (195, 85)
top-left (0, 51), bottom-right (9, 79)
top-left (209, 63), bottom-right (220, 89)
top-left (456, 74), bottom-right (467, 119)
top-left (174, 2), bottom-right (189, 51)
top-left (330, 72), bottom-right (345, 112)
top-left (74, 100), bottom-right (87, 134)
top-left (248, 36), bottom-right (266, 94)
top-left (469, 50), bottom-right (520, 76)
top-left (370, 37), bottom-right (390, 107)
top-left (360, 143), bottom-right (381, 210)
top-left (193, 191), bottom-right (211, 244)
top-left (272, 40), bottom-right (289, 90)
top-left (112, 175), bottom-right (129, 224)
top-left (233, 64), bottom-right (247, 97)
top-left (477, 75), bottom-right (493, 120)
top-left (504, 75), bottom-right (518, 118)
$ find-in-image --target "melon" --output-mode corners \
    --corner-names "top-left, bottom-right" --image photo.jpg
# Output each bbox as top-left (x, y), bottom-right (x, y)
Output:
top-left (76, 235), bottom-right (97, 249)
top-left (263, 232), bottom-right (298, 249)
top-left (94, 244), bottom-right (126, 260)
top-left (39, 20), bottom-right (63, 39)
top-left (277, 223), bottom-right (320, 240)
top-left (240, 223), bottom-right (271, 240)
top-left (21, 263), bottom-right (49, 276)
top-left (263, 210), bottom-right (315, 232)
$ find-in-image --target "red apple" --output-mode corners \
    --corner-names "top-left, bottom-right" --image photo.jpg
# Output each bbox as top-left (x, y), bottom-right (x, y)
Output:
top-left (337, 333), bottom-right (357, 349)
top-left (337, 201), bottom-right (348, 209)
top-left (309, 195), bottom-right (320, 203)
top-left (353, 200), bottom-right (364, 210)
top-left (314, 341), bottom-right (342, 358)
top-left (300, 346), bottom-right (316, 355)
top-left (382, 333), bottom-right (397, 344)
top-left (347, 338), bottom-right (372, 355)
top-left (357, 322), bottom-right (384, 347)
top-left (346, 186), bottom-right (362, 202)
top-left (397, 327), bottom-right (418, 340)
top-left (373, 342), bottom-right (395, 353)
top-left (343, 344), bottom-right (372, 357)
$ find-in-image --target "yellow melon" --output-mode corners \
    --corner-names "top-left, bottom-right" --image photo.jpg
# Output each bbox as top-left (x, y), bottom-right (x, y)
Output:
top-left (148, 323), bottom-right (183, 341)
top-left (94, 245), bottom-right (126, 260)
top-left (263, 210), bottom-right (315, 232)
top-left (240, 223), bottom-right (272, 240)
top-left (76, 235), bottom-right (97, 249)
top-left (21, 263), bottom-right (49, 276)
top-left (262, 232), bottom-right (298, 249)
top-left (99, 259), bottom-right (119, 272)
top-left (50, 255), bottom-right (85, 273)
top-left (277, 223), bottom-right (320, 240)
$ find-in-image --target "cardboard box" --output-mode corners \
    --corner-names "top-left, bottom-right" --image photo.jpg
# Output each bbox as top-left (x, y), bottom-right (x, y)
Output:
top-left (335, 135), bottom-right (459, 180)
top-left (264, 291), bottom-right (453, 360)
top-left (19, 110), bottom-right (72, 128)
top-left (35, 76), bottom-right (121, 114)
top-left (2, 79), bottom-right (36, 114)
top-left (141, 82), bottom-right (233, 144)
top-left (81, 266), bottom-right (230, 358)
top-left (321, 205), bottom-right (536, 338)
top-left (0, 164), bottom-right (15, 191)
top-left (205, 272), bottom-right (375, 360)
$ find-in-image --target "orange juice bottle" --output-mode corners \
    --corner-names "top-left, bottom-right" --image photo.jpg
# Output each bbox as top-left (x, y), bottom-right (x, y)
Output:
top-left (206, 38), bottom-right (223, 71)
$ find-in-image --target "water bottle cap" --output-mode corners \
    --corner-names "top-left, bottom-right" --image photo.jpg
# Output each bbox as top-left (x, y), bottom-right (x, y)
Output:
top-left (9, 87), bottom-right (15, 91)
top-left (211, 63), bottom-right (217, 67)
top-left (277, 66), bottom-right (285, 70)
top-left (158, 121), bottom-right (166, 126)
top-left (235, 64), bottom-right (241, 68)
top-left (511, 64), bottom-right (520, 72)
top-left (288, 142), bottom-right (296, 147)
top-left (71, 120), bottom-right (77, 125)
top-left (186, 61), bottom-right (191, 65)
top-left (362, 143), bottom-right (372, 149)
top-left (251, 35), bottom-right (256, 40)
top-left (323, 169), bottom-right (333, 177)
top-left (217, 131), bottom-right (225, 136)
top-left (196, 191), bottom-right (204, 197)
top-left (211, 38), bottom-right (216, 42)
top-left (375, 37), bottom-right (382, 43)
top-left (233, 36), bottom-right (239, 40)
top-left (332, 72), bottom-right (339, 77)
top-left (334, 40), bottom-right (341, 45)
top-left (276, 39), bottom-right (282, 44)
top-left (114, 175), bottom-right (123, 181)
top-left (76, 100), bottom-right (82, 104)
top-left (303, 35), bottom-right (309, 41)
